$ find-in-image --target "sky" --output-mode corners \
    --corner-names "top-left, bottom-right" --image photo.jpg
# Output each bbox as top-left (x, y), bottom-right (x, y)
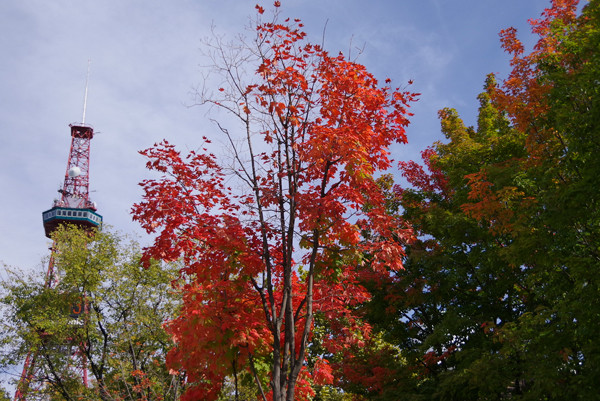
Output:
top-left (0, 0), bottom-right (554, 274)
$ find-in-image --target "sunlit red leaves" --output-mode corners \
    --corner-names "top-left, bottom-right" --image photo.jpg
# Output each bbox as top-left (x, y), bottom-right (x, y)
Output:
top-left (461, 171), bottom-right (507, 234)
top-left (308, 56), bottom-right (414, 175)
top-left (166, 279), bottom-right (271, 399)
top-left (254, 0), bottom-right (417, 270)
top-left (312, 358), bottom-right (335, 386)
top-left (493, 0), bottom-right (579, 134)
top-left (313, 273), bottom-right (371, 326)
top-left (133, 4), bottom-right (417, 400)
top-left (399, 148), bottom-right (449, 200)
top-left (263, 368), bottom-right (315, 401)
top-left (499, 27), bottom-right (524, 56)
top-left (529, 0), bottom-right (578, 41)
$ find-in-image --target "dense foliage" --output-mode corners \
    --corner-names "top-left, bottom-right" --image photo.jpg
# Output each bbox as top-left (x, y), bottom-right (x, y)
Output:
top-left (348, 0), bottom-right (600, 399)
top-left (0, 227), bottom-right (181, 400)
top-left (132, 3), bottom-right (417, 400)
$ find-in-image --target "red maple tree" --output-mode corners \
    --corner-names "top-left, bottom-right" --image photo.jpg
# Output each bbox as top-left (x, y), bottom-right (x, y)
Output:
top-left (132, 3), bottom-right (417, 400)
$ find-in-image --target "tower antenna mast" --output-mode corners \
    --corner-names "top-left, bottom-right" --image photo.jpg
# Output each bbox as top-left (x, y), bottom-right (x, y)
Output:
top-left (82, 59), bottom-right (90, 125)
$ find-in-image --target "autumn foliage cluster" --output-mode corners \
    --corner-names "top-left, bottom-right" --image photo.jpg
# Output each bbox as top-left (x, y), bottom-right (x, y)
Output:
top-left (132, 2), bottom-right (416, 400)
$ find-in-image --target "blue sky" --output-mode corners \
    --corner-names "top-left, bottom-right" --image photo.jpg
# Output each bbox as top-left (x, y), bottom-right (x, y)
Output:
top-left (0, 0), bottom-right (553, 273)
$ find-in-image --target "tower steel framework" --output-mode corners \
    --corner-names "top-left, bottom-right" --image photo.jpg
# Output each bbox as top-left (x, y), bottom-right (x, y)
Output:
top-left (14, 123), bottom-right (102, 400)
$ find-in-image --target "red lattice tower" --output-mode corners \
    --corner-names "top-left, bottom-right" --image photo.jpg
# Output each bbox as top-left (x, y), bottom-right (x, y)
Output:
top-left (59, 124), bottom-right (95, 208)
top-left (14, 121), bottom-right (102, 400)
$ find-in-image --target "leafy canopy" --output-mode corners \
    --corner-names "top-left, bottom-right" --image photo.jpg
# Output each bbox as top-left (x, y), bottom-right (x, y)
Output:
top-left (1, 226), bottom-right (182, 401)
top-left (132, 3), bottom-right (417, 400)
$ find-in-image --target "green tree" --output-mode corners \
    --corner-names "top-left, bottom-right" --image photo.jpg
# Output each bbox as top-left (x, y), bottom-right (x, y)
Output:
top-left (0, 226), bottom-right (182, 400)
top-left (367, 0), bottom-right (600, 399)
top-left (390, 81), bottom-right (534, 399)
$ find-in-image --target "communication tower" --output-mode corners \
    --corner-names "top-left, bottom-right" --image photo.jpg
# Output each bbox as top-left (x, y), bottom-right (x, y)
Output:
top-left (14, 65), bottom-right (102, 400)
